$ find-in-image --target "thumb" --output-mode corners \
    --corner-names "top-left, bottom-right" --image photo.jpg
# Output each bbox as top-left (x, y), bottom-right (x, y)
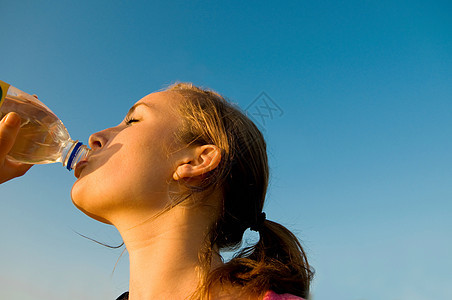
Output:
top-left (0, 112), bottom-right (22, 164)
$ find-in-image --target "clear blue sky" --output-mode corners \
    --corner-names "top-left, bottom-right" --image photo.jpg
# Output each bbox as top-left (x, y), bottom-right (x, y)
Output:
top-left (1, 1), bottom-right (451, 299)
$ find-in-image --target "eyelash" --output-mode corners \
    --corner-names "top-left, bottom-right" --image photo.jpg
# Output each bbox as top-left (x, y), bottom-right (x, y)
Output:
top-left (125, 117), bottom-right (139, 125)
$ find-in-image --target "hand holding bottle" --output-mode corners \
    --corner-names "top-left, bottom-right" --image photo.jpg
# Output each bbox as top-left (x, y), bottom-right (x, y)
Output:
top-left (0, 112), bottom-right (33, 184)
top-left (0, 80), bottom-right (91, 170)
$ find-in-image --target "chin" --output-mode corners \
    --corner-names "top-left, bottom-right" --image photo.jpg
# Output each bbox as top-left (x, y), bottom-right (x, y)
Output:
top-left (72, 199), bottom-right (113, 225)
top-left (71, 182), bottom-right (113, 225)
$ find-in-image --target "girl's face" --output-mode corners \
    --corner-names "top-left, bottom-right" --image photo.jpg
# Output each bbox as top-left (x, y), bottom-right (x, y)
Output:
top-left (71, 91), bottom-right (187, 225)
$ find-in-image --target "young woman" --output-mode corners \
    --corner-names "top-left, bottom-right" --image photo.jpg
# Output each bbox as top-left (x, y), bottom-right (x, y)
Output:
top-left (1, 83), bottom-right (313, 299)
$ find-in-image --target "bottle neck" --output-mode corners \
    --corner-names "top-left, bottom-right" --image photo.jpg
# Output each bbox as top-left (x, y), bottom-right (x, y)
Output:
top-left (61, 140), bottom-right (91, 171)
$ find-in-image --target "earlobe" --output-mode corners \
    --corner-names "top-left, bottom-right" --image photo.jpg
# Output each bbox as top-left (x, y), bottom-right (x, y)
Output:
top-left (173, 145), bottom-right (221, 181)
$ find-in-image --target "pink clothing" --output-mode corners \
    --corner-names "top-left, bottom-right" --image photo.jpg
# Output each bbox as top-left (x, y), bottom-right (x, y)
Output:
top-left (263, 290), bottom-right (305, 300)
top-left (116, 290), bottom-right (305, 300)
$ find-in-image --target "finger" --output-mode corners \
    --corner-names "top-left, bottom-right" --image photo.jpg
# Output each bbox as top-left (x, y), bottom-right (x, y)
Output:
top-left (4, 159), bottom-right (33, 177)
top-left (0, 112), bottom-right (21, 163)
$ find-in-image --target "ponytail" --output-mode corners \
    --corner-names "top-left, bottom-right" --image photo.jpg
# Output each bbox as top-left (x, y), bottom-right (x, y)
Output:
top-left (165, 83), bottom-right (313, 299)
top-left (203, 218), bottom-right (313, 299)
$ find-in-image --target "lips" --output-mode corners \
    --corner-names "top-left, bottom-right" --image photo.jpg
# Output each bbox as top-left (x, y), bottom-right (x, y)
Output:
top-left (74, 160), bottom-right (89, 178)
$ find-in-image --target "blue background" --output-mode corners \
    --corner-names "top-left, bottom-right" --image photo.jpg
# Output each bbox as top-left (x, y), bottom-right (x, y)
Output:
top-left (1, 1), bottom-right (451, 299)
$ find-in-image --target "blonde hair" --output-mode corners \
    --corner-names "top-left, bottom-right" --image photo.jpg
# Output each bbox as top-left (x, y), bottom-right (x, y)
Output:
top-left (166, 82), bottom-right (313, 299)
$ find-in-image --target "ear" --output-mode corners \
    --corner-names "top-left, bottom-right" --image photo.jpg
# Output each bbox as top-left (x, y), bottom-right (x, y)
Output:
top-left (173, 145), bottom-right (221, 181)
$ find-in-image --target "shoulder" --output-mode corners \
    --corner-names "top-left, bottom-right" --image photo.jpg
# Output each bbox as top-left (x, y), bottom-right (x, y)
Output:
top-left (263, 290), bottom-right (305, 300)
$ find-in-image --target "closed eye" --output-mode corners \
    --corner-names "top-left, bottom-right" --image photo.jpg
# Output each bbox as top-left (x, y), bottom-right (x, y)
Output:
top-left (125, 117), bottom-right (139, 125)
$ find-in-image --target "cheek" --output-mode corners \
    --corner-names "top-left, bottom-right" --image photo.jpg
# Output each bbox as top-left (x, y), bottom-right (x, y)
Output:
top-left (70, 147), bottom-right (131, 218)
top-left (121, 148), bottom-right (174, 201)
top-left (71, 143), bottom-right (173, 219)
top-left (71, 151), bottom-right (132, 211)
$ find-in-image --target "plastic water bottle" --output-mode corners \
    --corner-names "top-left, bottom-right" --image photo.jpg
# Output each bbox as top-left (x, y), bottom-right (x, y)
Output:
top-left (0, 80), bottom-right (91, 171)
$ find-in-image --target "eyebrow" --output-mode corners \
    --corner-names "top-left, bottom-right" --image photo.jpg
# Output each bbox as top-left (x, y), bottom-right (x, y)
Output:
top-left (126, 102), bottom-right (153, 117)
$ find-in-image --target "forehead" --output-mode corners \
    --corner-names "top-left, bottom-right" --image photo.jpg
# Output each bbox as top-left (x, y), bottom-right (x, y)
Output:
top-left (136, 91), bottom-right (185, 110)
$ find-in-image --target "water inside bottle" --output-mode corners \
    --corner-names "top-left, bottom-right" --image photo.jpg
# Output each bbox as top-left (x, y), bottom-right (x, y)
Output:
top-left (1, 94), bottom-right (71, 164)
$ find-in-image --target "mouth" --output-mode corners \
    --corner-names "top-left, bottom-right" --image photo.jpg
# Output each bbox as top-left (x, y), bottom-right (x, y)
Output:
top-left (74, 159), bottom-right (89, 179)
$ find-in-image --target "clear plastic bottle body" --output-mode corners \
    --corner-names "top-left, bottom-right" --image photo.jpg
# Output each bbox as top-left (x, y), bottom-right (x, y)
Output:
top-left (0, 81), bottom-right (90, 170)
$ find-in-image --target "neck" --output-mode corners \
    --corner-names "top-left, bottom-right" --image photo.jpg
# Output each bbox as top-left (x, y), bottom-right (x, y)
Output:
top-left (114, 206), bottom-right (221, 300)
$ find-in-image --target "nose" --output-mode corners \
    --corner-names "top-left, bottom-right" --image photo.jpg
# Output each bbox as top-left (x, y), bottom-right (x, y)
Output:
top-left (88, 129), bottom-right (109, 150)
